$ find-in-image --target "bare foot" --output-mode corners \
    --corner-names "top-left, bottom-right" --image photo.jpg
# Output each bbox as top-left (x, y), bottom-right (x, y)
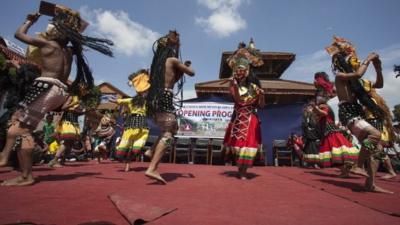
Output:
top-left (1, 175), bottom-right (35, 186)
top-left (350, 167), bottom-right (369, 177)
top-left (365, 185), bottom-right (394, 194)
top-left (48, 159), bottom-right (58, 168)
top-left (381, 173), bottom-right (397, 180)
top-left (52, 163), bottom-right (63, 168)
top-left (144, 149), bottom-right (153, 159)
top-left (124, 164), bottom-right (130, 172)
top-left (145, 170), bottom-right (167, 184)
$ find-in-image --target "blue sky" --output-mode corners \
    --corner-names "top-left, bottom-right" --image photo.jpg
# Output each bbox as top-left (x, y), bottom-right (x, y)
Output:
top-left (1, 0), bottom-right (399, 111)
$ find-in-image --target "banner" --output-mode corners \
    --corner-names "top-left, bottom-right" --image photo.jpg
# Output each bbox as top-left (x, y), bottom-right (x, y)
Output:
top-left (176, 102), bottom-right (234, 138)
top-left (100, 94), bottom-right (117, 103)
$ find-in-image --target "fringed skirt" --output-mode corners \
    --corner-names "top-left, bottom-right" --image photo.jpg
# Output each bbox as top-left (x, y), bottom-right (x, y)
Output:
top-left (319, 131), bottom-right (359, 167)
top-left (57, 121), bottom-right (80, 141)
top-left (115, 128), bottom-right (149, 161)
top-left (223, 113), bottom-right (261, 167)
top-left (303, 139), bottom-right (320, 164)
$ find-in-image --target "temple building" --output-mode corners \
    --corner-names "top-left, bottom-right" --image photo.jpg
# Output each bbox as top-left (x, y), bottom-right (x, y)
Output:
top-left (195, 51), bottom-right (316, 104)
top-left (194, 45), bottom-right (316, 165)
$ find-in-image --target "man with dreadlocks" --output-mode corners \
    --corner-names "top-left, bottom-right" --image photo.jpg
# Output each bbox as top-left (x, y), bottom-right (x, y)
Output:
top-left (145, 30), bottom-right (195, 184)
top-left (326, 36), bottom-right (392, 193)
top-left (0, 3), bottom-right (112, 186)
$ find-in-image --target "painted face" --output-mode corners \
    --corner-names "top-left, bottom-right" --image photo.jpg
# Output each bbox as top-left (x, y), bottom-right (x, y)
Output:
top-left (234, 66), bottom-right (248, 80)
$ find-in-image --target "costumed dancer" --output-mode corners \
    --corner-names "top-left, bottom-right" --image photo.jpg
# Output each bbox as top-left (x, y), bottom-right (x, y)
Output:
top-left (112, 69), bottom-right (151, 172)
top-left (48, 92), bottom-right (83, 168)
top-left (301, 102), bottom-right (322, 168)
top-left (145, 30), bottom-right (195, 184)
top-left (312, 73), bottom-right (361, 176)
top-left (326, 36), bottom-right (392, 193)
top-left (94, 114), bottom-right (115, 163)
top-left (360, 78), bottom-right (397, 179)
top-left (0, 2), bottom-right (113, 186)
top-left (222, 39), bottom-right (265, 180)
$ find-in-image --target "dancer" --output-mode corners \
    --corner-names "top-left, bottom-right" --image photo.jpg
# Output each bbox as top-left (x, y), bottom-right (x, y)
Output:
top-left (301, 102), bottom-right (321, 168)
top-left (326, 36), bottom-right (392, 193)
top-left (222, 39), bottom-right (264, 180)
top-left (313, 72), bottom-right (362, 176)
top-left (314, 97), bottom-right (361, 176)
top-left (94, 114), bottom-right (115, 163)
top-left (112, 69), bottom-right (151, 172)
top-left (0, 3), bottom-right (112, 186)
top-left (48, 94), bottom-right (82, 168)
top-left (145, 30), bottom-right (195, 183)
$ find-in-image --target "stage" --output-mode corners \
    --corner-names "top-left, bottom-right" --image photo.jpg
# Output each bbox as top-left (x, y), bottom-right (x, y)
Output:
top-left (0, 161), bottom-right (399, 225)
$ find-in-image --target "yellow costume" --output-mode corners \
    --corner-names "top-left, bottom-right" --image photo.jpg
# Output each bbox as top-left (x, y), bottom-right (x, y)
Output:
top-left (56, 96), bottom-right (81, 141)
top-left (48, 140), bottom-right (59, 154)
top-left (361, 79), bottom-right (392, 144)
top-left (115, 71), bottom-right (150, 160)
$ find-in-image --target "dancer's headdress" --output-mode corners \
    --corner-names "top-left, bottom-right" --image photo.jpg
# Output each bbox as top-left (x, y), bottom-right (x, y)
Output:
top-left (227, 38), bottom-right (264, 72)
top-left (128, 69), bottom-right (150, 93)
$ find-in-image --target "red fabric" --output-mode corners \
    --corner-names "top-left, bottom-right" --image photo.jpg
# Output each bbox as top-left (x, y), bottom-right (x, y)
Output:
top-left (314, 75), bottom-right (334, 97)
top-left (224, 112), bottom-right (261, 149)
top-left (109, 194), bottom-right (177, 224)
top-left (319, 106), bottom-right (357, 167)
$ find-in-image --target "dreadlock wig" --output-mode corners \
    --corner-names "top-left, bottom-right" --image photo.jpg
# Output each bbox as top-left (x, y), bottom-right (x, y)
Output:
top-left (146, 31), bottom-right (180, 116)
top-left (50, 9), bottom-right (113, 94)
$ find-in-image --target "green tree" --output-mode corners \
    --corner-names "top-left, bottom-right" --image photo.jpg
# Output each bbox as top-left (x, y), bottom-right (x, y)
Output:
top-left (393, 104), bottom-right (400, 122)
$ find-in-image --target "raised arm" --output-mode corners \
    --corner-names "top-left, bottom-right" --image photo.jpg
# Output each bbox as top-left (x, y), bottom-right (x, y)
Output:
top-left (372, 56), bottom-right (383, 89)
top-left (335, 52), bottom-right (378, 80)
top-left (172, 58), bottom-right (195, 76)
top-left (15, 13), bottom-right (48, 47)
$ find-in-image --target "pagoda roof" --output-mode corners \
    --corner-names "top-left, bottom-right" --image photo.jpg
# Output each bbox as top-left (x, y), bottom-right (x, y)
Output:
top-left (195, 78), bottom-right (315, 104)
top-left (219, 51), bottom-right (295, 79)
top-left (195, 78), bottom-right (315, 96)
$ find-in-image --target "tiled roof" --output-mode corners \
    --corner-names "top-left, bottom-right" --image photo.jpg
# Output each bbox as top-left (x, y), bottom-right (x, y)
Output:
top-left (219, 52), bottom-right (296, 79)
top-left (195, 78), bottom-right (315, 96)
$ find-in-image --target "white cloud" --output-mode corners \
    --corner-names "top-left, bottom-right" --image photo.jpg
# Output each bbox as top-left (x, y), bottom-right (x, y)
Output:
top-left (195, 0), bottom-right (247, 38)
top-left (286, 44), bottom-right (400, 111)
top-left (79, 6), bottom-right (159, 56)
